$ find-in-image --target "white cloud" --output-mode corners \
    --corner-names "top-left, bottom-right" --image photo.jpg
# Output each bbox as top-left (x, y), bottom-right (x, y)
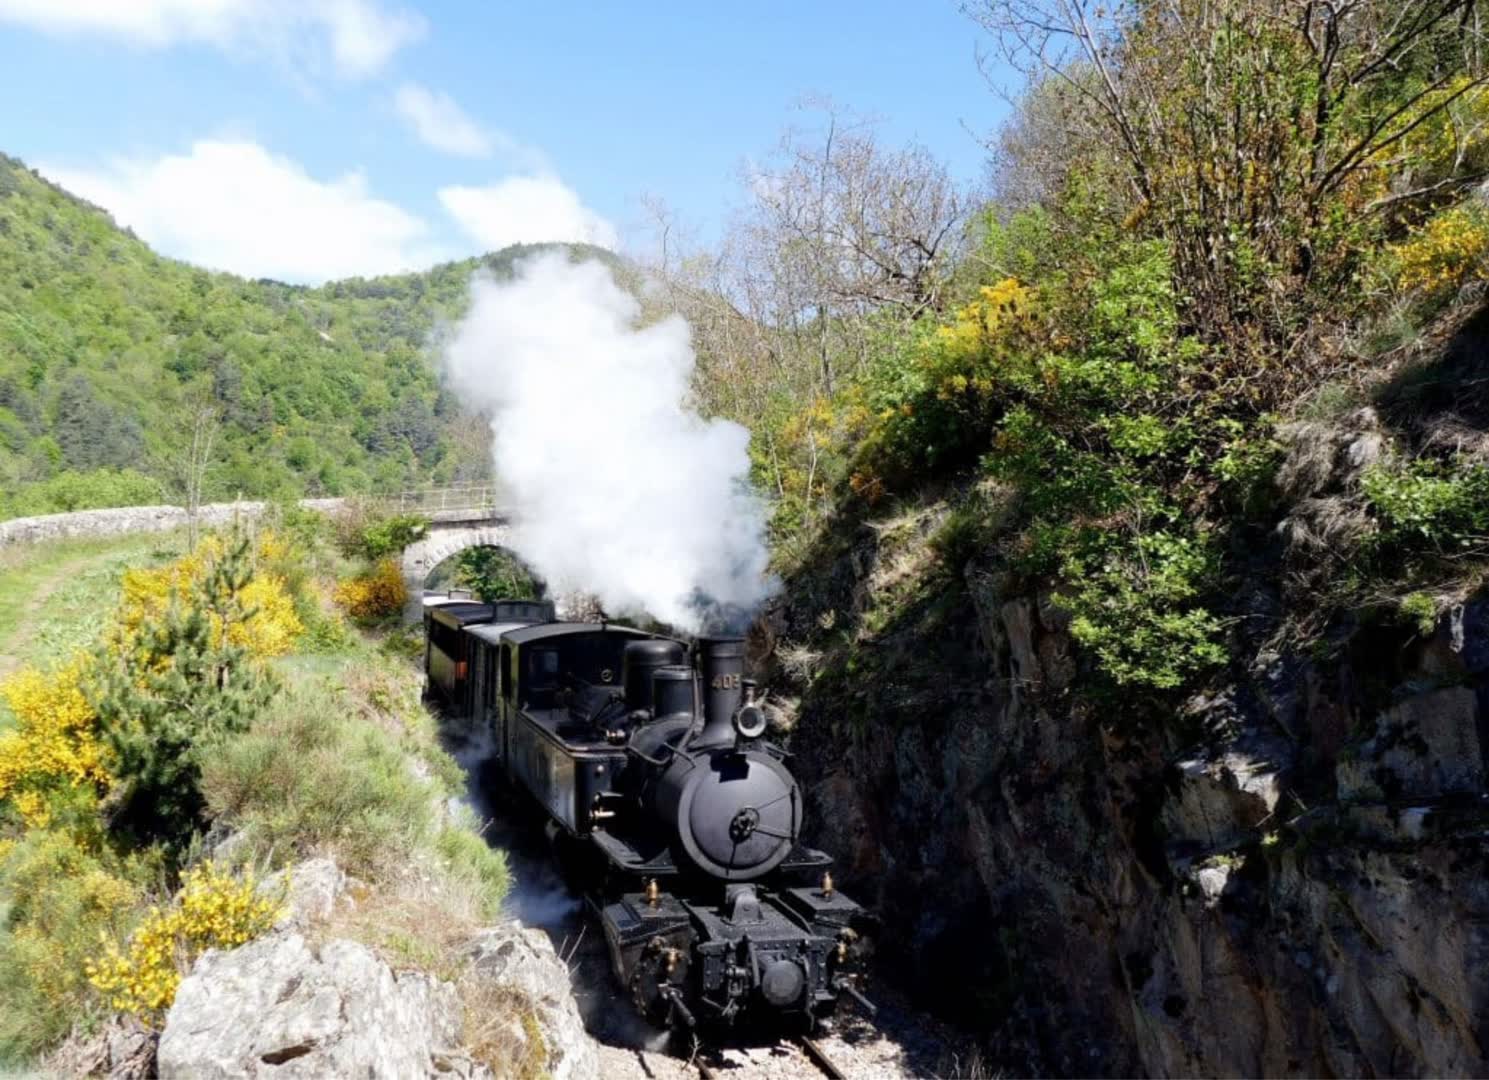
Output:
top-left (439, 176), bottom-right (618, 252)
top-left (0, 0), bottom-right (424, 78)
top-left (394, 82), bottom-right (552, 170)
top-left (395, 82), bottom-right (493, 158)
top-left (41, 140), bottom-right (441, 283)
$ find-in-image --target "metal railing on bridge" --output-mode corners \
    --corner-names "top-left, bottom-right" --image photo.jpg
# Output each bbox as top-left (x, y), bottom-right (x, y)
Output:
top-left (382, 483), bottom-right (502, 516)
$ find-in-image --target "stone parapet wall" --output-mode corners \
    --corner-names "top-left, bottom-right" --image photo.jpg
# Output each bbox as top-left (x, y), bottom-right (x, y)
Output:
top-left (0, 498), bottom-right (347, 547)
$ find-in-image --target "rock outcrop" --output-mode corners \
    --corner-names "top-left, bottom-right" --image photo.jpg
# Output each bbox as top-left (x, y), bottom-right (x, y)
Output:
top-left (767, 473), bottom-right (1489, 1076)
top-left (467, 924), bottom-right (599, 1080)
top-left (158, 933), bottom-right (475, 1079)
top-left (155, 857), bottom-right (599, 1080)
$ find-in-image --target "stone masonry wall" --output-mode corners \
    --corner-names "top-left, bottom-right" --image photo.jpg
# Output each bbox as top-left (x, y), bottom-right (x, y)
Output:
top-left (0, 499), bottom-right (347, 547)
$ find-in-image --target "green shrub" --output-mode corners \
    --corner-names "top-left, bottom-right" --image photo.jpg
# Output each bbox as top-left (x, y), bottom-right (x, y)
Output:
top-left (1059, 530), bottom-right (1228, 691)
top-left (298, 607), bottom-right (357, 654)
top-left (1362, 458), bottom-right (1489, 553)
top-left (202, 684), bottom-right (434, 875)
top-left (360, 514), bottom-right (430, 560)
top-left (453, 546), bottom-right (541, 602)
top-left (1213, 424), bottom-right (1285, 515)
top-left (436, 815), bottom-right (511, 921)
top-left (334, 505), bottom-right (430, 561)
top-left (0, 825), bottom-right (154, 1063)
top-left (1398, 592), bottom-right (1439, 637)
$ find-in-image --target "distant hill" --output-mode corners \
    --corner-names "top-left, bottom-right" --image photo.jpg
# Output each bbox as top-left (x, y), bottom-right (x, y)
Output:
top-left (0, 152), bottom-right (619, 520)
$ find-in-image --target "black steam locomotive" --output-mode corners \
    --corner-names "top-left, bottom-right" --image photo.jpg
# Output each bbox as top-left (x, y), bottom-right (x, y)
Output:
top-left (423, 597), bottom-right (871, 1029)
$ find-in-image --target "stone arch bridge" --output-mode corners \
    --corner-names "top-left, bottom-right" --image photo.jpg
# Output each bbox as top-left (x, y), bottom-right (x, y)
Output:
top-left (0, 483), bottom-right (525, 624)
top-left (390, 485), bottom-right (516, 621)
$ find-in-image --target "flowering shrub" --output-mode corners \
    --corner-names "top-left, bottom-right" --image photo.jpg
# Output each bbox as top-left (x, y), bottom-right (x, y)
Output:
top-left (1392, 204), bottom-right (1489, 295)
top-left (87, 862), bottom-right (281, 1024)
top-left (933, 277), bottom-right (1037, 372)
top-left (117, 532), bottom-right (303, 659)
top-left (843, 277), bottom-right (1045, 499)
top-left (0, 658), bottom-right (109, 828)
top-left (0, 828), bottom-right (141, 1031)
top-left (334, 558), bottom-right (408, 620)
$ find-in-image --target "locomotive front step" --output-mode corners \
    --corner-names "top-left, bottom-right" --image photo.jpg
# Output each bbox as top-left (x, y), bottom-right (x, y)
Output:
top-left (598, 879), bottom-right (865, 1026)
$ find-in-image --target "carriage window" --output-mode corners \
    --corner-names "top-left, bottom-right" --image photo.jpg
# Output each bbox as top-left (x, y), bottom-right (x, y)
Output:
top-left (430, 621), bottom-right (461, 656)
top-left (501, 645), bottom-right (514, 700)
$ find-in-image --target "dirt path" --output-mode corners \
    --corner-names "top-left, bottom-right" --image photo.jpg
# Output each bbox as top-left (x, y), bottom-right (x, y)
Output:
top-left (0, 550), bottom-right (114, 676)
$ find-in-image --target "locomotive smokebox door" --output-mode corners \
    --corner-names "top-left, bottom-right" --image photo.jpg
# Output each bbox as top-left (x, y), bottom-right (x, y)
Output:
top-left (653, 747), bottom-right (800, 881)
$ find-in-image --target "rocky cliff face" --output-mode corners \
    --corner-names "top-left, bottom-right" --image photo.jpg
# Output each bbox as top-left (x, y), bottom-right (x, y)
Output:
top-left (758, 339), bottom-right (1489, 1075)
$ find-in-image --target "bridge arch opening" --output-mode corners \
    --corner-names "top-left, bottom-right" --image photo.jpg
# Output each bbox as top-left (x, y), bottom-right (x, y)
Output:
top-left (400, 522), bottom-right (542, 621)
top-left (424, 544), bottom-right (544, 602)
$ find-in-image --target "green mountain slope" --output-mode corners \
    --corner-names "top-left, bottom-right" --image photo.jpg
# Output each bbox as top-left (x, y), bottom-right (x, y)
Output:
top-left (0, 153), bottom-right (613, 519)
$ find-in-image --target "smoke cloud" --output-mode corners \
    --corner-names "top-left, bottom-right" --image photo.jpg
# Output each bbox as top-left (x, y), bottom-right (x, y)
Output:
top-left (441, 252), bottom-right (773, 632)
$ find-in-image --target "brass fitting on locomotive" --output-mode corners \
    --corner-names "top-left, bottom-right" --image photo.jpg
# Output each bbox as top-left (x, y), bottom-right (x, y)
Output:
top-left (642, 937), bottom-right (684, 975)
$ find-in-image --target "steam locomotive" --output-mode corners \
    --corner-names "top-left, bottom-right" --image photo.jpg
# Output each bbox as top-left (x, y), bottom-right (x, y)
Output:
top-left (423, 597), bottom-right (871, 1030)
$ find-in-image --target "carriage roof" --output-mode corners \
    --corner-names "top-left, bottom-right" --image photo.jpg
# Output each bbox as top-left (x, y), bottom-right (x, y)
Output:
top-left (497, 621), bottom-right (654, 646)
top-left (465, 621), bottom-right (541, 644)
top-left (425, 601), bottom-right (495, 629)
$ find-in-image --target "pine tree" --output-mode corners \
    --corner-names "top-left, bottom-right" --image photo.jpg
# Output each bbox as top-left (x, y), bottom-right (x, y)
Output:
top-left (88, 536), bottom-right (277, 854)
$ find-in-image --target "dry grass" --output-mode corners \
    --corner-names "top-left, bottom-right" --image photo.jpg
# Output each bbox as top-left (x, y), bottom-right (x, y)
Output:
top-left (458, 975), bottom-right (550, 1080)
top-left (317, 850), bottom-right (482, 977)
top-left (777, 642), bottom-right (823, 684)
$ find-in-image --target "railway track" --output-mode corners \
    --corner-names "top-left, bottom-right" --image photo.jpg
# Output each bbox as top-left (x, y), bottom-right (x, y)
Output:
top-left (797, 1035), bottom-right (848, 1079)
top-left (694, 1034), bottom-right (849, 1080)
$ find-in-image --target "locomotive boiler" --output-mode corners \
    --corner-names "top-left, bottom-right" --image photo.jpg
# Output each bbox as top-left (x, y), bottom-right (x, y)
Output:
top-left (423, 598), bottom-right (871, 1030)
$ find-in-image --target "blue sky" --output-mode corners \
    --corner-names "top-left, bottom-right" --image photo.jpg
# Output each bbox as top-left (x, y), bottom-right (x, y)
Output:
top-left (0, 2), bottom-right (1009, 283)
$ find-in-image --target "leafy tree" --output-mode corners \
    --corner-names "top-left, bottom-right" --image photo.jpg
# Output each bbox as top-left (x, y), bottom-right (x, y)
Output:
top-left (454, 546), bottom-right (543, 601)
top-left (970, 0), bottom-right (1489, 370)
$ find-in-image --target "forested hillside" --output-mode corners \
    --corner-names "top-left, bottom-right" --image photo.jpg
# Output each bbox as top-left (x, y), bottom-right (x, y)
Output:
top-left (0, 154), bottom-right (613, 520)
top-left (4, 0), bottom-right (1489, 1071)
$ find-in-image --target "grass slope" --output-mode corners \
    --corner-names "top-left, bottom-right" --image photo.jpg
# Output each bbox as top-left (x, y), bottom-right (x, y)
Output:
top-left (0, 532), bottom-right (183, 681)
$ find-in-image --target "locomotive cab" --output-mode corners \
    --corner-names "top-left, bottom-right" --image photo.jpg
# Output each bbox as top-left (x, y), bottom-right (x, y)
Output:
top-left (498, 622), bottom-right (678, 835)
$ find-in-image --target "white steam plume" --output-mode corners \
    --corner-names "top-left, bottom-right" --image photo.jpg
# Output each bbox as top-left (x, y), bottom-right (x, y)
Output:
top-left (441, 252), bottom-right (773, 632)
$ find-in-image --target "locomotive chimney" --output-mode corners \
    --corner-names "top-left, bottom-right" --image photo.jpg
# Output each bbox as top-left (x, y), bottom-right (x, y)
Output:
top-left (693, 636), bottom-right (745, 748)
